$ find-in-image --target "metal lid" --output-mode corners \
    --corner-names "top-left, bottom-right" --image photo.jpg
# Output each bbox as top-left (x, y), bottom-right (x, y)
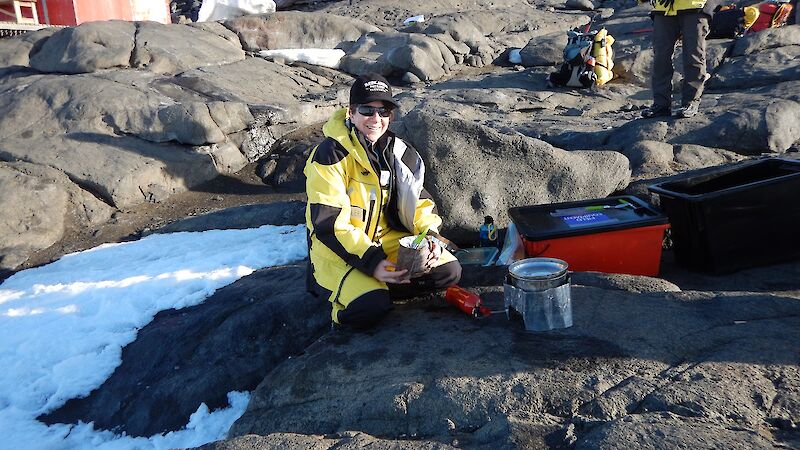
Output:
top-left (508, 258), bottom-right (569, 280)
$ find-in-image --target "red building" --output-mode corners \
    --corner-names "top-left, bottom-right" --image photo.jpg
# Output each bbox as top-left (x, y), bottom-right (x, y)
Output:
top-left (1, 0), bottom-right (170, 27)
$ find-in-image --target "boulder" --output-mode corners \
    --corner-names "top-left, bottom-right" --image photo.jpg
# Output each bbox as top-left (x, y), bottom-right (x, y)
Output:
top-left (0, 27), bottom-right (58, 76)
top-left (604, 94), bottom-right (800, 155)
top-left (0, 163), bottom-right (67, 270)
top-left (41, 264), bottom-right (330, 437)
top-left (223, 11), bottom-right (380, 52)
top-left (566, 0), bottom-right (597, 11)
top-left (731, 25), bottom-right (800, 57)
top-left (671, 144), bottom-right (744, 171)
top-left (175, 58), bottom-right (346, 162)
top-left (411, 9), bottom-right (589, 68)
top-left (619, 139), bottom-right (674, 176)
top-left (709, 46), bottom-right (800, 90)
top-left (0, 161), bottom-right (112, 271)
top-left (0, 133), bottom-right (223, 208)
top-left (339, 31), bottom-right (455, 81)
top-left (519, 32), bottom-right (566, 67)
top-left (29, 21), bottom-right (136, 74)
top-left (188, 21), bottom-right (244, 46)
top-left (397, 109), bottom-right (631, 240)
top-left (132, 21), bottom-right (246, 74)
top-left (674, 97), bottom-right (800, 154)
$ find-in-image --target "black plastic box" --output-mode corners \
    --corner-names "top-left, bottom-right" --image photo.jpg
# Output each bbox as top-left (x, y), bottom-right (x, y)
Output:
top-left (648, 158), bottom-right (800, 273)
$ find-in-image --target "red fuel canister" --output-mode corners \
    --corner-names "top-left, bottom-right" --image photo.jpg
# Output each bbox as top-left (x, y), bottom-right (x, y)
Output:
top-left (445, 286), bottom-right (491, 318)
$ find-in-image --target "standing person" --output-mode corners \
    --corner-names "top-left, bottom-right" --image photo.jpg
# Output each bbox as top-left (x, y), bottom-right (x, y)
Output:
top-left (304, 73), bottom-right (462, 329)
top-left (641, 0), bottom-right (718, 118)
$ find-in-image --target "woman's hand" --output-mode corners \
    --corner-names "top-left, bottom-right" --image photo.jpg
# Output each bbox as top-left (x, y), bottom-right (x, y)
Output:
top-left (421, 238), bottom-right (443, 273)
top-left (373, 259), bottom-right (410, 284)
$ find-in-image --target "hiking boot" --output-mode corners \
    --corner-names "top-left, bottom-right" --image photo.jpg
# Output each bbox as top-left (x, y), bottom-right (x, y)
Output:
top-left (677, 101), bottom-right (700, 118)
top-left (641, 105), bottom-right (672, 118)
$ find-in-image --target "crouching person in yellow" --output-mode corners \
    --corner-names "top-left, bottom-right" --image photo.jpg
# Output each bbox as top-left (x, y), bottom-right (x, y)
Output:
top-left (304, 73), bottom-right (462, 328)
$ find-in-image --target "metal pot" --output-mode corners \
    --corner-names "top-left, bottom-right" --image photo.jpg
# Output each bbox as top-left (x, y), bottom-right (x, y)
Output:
top-left (508, 258), bottom-right (569, 291)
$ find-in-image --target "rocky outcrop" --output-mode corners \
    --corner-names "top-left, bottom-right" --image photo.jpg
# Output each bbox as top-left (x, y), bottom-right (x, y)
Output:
top-left (0, 27), bottom-right (57, 75)
top-left (0, 162), bottom-right (112, 270)
top-left (519, 32), bottom-right (566, 67)
top-left (398, 109), bottom-right (630, 240)
top-left (223, 11), bottom-right (380, 51)
top-left (340, 31), bottom-right (458, 82)
top-left (0, 20), bottom-right (352, 270)
top-left (709, 25), bottom-right (800, 91)
top-left (199, 432), bottom-right (459, 450)
top-left (338, 8), bottom-right (589, 81)
top-left (0, 73), bottom-right (250, 207)
top-left (224, 266), bottom-right (800, 449)
top-left (132, 21), bottom-right (246, 74)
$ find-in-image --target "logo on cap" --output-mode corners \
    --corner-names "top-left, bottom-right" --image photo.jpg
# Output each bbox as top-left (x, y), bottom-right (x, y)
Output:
top-left (363, 80), bottom-right (390, 93)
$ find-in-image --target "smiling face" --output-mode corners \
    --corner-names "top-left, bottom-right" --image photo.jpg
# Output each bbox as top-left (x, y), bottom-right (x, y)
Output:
top-left (349, 101), bottom-right (392, 144)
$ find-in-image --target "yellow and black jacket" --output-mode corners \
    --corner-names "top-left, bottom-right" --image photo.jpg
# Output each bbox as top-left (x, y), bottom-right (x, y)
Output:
top-left (649, 0), bottom-right (717, 16)
top-left (304, 108), bottom-right (448, 307)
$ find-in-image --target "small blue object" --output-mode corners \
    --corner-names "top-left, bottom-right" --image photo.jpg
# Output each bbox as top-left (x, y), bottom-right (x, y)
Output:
top-left (479, 216), bottom-right (498, 247)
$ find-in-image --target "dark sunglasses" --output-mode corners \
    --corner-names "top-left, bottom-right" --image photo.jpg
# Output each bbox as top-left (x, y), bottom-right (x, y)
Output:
top-left (356, 105), bottom-right (393, 117)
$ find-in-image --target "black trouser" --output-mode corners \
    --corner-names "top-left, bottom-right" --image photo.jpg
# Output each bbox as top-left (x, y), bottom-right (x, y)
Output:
top-left (334, 260), bottom-right (462, 329)
top-left (651, 12), bottom-right (709, 109)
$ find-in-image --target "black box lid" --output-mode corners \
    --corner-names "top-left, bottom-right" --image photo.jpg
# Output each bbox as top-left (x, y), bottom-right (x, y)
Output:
top-left (508, 195), bottom-right (668, 241)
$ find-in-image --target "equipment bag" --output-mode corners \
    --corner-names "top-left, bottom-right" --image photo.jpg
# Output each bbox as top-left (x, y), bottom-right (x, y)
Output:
top-left (592, 28), bottom-right (615, 86)
top-left (549, 27), bottom-right (614, 88)
top-left (748, 1), bottom-right (794, 33)
top-left (709, 4), bottom-right (760, 38)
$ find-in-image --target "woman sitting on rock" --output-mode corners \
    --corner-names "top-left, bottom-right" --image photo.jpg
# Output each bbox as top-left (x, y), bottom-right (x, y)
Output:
top-left (304, 73), bottom-right (461, 329)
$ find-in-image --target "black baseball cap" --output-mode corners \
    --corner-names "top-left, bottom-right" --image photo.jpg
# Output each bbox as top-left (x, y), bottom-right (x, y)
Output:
top-left (349, 73), bottom-right (399, 108)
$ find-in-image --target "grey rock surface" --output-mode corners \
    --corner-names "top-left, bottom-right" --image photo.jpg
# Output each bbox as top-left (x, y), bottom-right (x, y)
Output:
top-left (710, 46), bottom-right (800, 90)
top-left (519, 32), bottom-right (566, 67)
top-left (0, 162), bottom-right (112, 272)
top-left (199, 432), bottom-right (458, 450)
top-left (41, 264), bottom-right (330, 437)
top-left (575, 413), bottom-right (777, 449)
top-left (226, 268), bottom-right (800, 448)
top-left (29, 21), bottom-right (136, 74)
top-left (0, 72), bottom-right (245, 207)
top-left (223, 11), bottom-right (380, 52)
top-left (566, 0), bottom-right (596, 11)
top-left (570, 271), bottom-right (681, 293)
top-left (132, 21), bottom-right (246, 74)
top-left (151, 201), bottom-right (306, 234)
top-left (730, 24), bottom-right (800, 57)
top-left (339, 31), bottom-right (455, 81)
top-left (0, 27), bottom-right (57, 75)
top-left (398, 109), bottom-right (631, 240)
